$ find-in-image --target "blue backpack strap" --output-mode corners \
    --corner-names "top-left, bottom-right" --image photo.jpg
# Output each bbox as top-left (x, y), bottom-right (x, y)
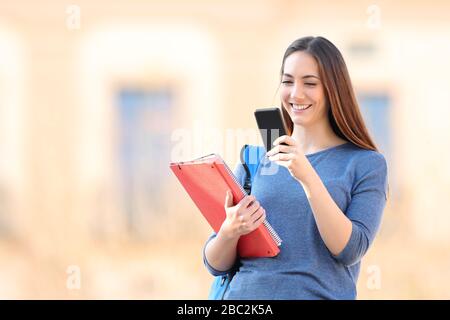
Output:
top-left (208, 145), bottom-right (265, 300)
top-left (240, 144), bottom-right (266, 195)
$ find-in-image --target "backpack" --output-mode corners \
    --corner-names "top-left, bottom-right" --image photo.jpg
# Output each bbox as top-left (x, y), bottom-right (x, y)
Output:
top-left (207, 144), bottom-right (266, 300)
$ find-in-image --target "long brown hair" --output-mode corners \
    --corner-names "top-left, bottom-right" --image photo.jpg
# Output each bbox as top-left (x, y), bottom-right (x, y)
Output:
top-left (280, 36), bottom-right (379, 152)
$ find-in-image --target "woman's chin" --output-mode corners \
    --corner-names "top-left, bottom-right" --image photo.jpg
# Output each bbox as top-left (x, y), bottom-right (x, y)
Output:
top-left (289, 114), bottom-right (308, 125)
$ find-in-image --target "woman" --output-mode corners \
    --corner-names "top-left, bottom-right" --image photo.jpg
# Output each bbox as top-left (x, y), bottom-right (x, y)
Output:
top-left (203, 36), bottom-right (388, 299)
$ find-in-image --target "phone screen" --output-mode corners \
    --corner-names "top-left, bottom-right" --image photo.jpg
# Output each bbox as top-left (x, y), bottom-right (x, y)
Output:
top-left (254, 107), bottom-right (289, 152)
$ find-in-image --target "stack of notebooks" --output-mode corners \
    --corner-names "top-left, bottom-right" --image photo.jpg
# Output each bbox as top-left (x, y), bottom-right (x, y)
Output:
top-left (170, 153), bottom-right (282, 258)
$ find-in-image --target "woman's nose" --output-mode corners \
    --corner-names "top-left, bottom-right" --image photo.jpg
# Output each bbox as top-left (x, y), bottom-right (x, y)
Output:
top-left (290, 85), bottom-right (305, 100)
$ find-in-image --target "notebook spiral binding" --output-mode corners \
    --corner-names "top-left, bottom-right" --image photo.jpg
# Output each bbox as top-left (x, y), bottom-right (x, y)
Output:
top-left (222, 161), bottom-right (282, 246)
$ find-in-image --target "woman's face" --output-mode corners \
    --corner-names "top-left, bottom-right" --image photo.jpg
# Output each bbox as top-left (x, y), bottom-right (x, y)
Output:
top-left (280, 51), bottom-right (328, 128)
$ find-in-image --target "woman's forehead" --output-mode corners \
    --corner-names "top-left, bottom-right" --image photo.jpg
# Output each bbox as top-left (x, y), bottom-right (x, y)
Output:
top-left (283, 51), bottom-right (319, 77)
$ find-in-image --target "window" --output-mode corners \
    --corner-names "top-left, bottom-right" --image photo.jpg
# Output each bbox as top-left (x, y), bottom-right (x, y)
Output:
top-left (357, 92), bottom-right (397, 198)
top-left (117, 88), bottom-right (173, 238)
top-left (357, 93), bottom-right (391, 155)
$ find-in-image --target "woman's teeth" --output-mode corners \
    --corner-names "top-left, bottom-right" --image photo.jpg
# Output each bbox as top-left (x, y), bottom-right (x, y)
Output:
top-left (291, 104), bottom-right (311, 111)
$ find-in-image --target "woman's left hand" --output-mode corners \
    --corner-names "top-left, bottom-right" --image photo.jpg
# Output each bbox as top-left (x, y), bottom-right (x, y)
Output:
top-left (266, 135), bottom-right (314, 184)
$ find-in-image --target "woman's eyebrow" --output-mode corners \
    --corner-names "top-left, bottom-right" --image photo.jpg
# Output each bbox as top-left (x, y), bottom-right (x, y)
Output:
top-left (302, 75), bottom-right (320, 80)
top-left (282, 73), bottom-right (320, 80)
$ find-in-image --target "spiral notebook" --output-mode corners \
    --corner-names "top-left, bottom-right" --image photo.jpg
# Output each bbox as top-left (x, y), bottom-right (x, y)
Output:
top-left (169, 153), bottom-right (281, 258)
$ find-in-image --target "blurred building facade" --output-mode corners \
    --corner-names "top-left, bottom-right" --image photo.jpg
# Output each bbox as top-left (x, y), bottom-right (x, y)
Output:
top-left (0, 0), bottom-right (449, 299)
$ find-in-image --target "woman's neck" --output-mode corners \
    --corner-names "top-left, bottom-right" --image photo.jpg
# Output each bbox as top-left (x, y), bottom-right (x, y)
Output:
top-left (291, 121), bottom-right (346, 155)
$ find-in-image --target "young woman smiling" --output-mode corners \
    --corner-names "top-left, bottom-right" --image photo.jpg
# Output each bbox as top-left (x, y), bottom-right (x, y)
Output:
top-left (203, 36), bottom-right (388, 299)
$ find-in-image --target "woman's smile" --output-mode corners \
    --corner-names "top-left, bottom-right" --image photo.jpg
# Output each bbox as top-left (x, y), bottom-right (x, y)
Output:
top-left (291, 103), bottom-right (312, 113)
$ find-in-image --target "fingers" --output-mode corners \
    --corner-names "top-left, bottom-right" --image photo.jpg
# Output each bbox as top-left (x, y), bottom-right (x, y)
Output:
top-left (266, 144), bottom-right (295, 157)
top-left (273, 135), bottom-right (295, 147)
top-left (268, 152), bottom-right (294, 162)
top-left (238, 207), bottom-right (266, 234)
top-left (252, 208), bottom-right (266, 225)
top-left (243, 205), bottom-right (265, 223)
top-left (224, 190), bottom-right (234, 208)
top-left (246, 199), bottom-right (261, 215)
top-left (236, 195), bottom-right (256, 211)
top-left (231, 195), bottom-right (268, 235)
top-left (250, 206), bottom-right (265, 220)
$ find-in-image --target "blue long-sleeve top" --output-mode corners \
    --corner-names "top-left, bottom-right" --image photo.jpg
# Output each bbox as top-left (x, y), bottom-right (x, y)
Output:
top-left (203, 142), bottom-right (388, 299)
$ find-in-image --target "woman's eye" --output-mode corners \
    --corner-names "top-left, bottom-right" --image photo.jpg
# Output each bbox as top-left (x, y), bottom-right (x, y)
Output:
top-left (305, 83), bottom-right (317, 87)
top-left (281, 81), bottom-right (293, 84)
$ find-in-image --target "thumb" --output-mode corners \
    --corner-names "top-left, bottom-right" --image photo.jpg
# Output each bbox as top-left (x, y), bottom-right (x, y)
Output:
top-left (224, 190), bottom-right (233, 208)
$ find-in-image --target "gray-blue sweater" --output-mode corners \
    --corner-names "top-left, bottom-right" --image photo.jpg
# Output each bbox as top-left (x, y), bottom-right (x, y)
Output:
top-left (203, 142), bottom-right (388, 299)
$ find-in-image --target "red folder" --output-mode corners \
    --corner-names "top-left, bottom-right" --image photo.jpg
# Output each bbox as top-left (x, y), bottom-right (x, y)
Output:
top-left (170, 154), bottom-right (281, 258)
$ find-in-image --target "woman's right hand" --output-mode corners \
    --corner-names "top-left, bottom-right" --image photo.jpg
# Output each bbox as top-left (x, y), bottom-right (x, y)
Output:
top-left (219, 190), bottom-right (266, 240)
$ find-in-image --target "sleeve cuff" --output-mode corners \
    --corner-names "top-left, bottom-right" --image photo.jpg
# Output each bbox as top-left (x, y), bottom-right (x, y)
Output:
top-left (202, 233), bottom-right (234, 276)
top-left (331, 223), bottom-right (362, 267)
